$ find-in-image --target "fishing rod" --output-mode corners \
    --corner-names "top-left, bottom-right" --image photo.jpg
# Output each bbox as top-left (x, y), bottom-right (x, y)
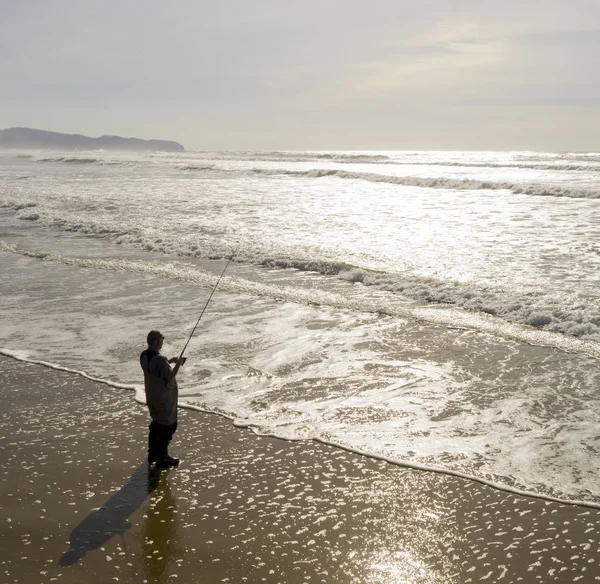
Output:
top-left (178, 252), bottom-right (236, 361)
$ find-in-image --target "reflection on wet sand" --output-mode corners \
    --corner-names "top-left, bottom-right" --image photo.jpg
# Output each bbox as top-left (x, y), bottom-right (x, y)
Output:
top-left (141, 472), bottom-right (179, 583)
top-left (4, 357), bottom-right (600, 583)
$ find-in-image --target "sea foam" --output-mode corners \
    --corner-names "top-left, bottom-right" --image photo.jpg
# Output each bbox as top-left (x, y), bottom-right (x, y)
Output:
top-left (4, 192), bottom-right (600, 345)
top-left (3, 238), bottom-right (600, 357)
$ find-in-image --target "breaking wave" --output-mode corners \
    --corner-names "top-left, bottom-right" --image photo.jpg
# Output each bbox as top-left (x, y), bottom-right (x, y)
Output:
top-left (36, 156), bottom-right (100, 164)
top-left (336, 267), bottom-right (600, 340)
top-left (33, 156), bottom-right (139, 167)
top-left (516, 153), bottom-right (600, 163)
top-left (208, 151), bottom-right (392, 163)
top-left (251, 168), bottom-right (600, 199)
top-left (298, 152), bottom-right (392, 163)
top-left (177, 164), bottom-right (216, 171)
top-left (199, 151), bottom-right (600, 170)
top-left (239, 255), bottom-right (600, 342)
top-left (3, 228), bottom-right (600, 351)
top-left (1, 201), bottom-right (38, 211)
top-left (391, 160), bottom-right (600, 172)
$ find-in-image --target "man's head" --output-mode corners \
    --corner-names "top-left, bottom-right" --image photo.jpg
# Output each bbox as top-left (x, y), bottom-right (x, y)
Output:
top-left (147, 330), bottom-right (165, 348)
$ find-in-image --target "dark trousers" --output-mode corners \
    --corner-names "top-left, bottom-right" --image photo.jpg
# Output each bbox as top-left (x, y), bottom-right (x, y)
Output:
top-left (148, 420), bottom-right (177, 461)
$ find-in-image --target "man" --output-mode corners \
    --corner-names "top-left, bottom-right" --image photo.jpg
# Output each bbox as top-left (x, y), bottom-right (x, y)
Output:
top-left (140, 330), bottom-right (186, 469)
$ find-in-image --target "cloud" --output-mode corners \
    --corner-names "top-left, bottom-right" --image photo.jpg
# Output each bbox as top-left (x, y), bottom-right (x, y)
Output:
top-left (320, 24), bottom-right (510, 105)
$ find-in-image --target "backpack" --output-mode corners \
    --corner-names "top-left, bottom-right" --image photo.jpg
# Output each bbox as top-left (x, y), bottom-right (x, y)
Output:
top-left (140, 348), bottom-right (159, 373)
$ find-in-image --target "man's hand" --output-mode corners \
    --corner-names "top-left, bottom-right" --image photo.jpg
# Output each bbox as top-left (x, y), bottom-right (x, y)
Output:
top-left (165, 356), bottom-right (186, 385)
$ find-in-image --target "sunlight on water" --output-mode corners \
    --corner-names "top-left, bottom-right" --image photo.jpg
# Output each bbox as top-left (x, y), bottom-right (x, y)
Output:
top-left (2, 148), bottom-right (600, 505)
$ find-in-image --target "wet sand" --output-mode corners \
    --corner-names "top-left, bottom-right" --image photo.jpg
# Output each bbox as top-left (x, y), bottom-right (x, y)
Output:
top-left (1, 354), bottom-right (600, 584)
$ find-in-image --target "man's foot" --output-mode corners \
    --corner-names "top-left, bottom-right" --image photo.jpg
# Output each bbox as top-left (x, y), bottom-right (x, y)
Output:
top-left (154, 455), bottom-right (180, 469)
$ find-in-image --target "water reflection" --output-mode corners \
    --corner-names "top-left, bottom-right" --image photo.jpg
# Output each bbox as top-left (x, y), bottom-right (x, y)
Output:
top-left (141, 472), bottom-right (178, 583)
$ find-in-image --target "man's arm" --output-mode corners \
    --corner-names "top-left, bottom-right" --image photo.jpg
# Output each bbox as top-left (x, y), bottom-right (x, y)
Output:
top-left (164, 357), bottom-right (186, 383)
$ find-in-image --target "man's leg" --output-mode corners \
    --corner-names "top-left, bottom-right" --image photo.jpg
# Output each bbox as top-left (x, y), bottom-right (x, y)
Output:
top-left (164, 422), bottom-right (178, 455)
top-left (148, 420), bottom-right (162, 464)
top-left (155, 422), bottom-right (179, 467)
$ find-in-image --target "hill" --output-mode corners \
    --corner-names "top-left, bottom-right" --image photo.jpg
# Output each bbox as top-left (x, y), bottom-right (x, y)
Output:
top-left (0, 127), bottom-right (185, 152)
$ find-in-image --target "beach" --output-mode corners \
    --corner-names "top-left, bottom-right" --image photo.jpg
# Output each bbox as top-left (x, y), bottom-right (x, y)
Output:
top-left (3, 148), bottom-right (600, 583)
top-left (2, 354), bottom-right (600, 584)
top-left (3, 2), bottom-right (600, 581)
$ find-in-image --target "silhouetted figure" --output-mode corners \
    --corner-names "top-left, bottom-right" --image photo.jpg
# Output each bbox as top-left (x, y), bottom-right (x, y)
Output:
top-left (140, 330), bottom-right (185, 469)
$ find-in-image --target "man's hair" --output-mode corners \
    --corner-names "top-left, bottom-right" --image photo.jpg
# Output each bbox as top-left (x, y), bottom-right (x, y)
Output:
top-left (147, 330), bottom-right (164, 345)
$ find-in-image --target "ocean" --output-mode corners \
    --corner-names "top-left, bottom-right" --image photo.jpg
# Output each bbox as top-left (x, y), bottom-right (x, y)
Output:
top-left (2, 148), bottom-right (600, 506)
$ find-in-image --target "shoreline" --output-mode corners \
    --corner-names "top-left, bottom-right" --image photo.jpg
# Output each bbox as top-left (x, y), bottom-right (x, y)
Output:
top-left (2, 354), bottom-right (600, 583)
top-left (4, 347), bottom-right (599, 511)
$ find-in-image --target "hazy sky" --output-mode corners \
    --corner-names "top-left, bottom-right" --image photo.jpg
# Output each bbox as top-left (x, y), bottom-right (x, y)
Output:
top-left (1, 0), bottom-right (600, 151)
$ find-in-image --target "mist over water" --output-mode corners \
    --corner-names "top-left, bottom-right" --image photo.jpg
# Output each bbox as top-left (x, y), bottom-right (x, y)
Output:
top-left (2, 148), bottom-right (600, 504)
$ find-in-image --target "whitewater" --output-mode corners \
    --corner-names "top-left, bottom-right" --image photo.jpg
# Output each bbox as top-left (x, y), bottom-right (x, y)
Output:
top-left (2, 148), bottom-right (600, 506)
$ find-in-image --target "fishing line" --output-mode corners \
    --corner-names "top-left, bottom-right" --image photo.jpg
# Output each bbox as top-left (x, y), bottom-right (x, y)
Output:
top-left (178, 252), bottom-right (236, 360)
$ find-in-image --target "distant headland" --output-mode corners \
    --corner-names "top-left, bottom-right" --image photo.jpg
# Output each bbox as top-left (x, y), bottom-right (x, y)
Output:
top-left (0, 127), bottom-right (185, 152)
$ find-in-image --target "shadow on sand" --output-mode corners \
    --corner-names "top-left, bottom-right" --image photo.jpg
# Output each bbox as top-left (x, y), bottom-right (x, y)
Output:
top-left (58, 462), bottom-right (164, 566)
